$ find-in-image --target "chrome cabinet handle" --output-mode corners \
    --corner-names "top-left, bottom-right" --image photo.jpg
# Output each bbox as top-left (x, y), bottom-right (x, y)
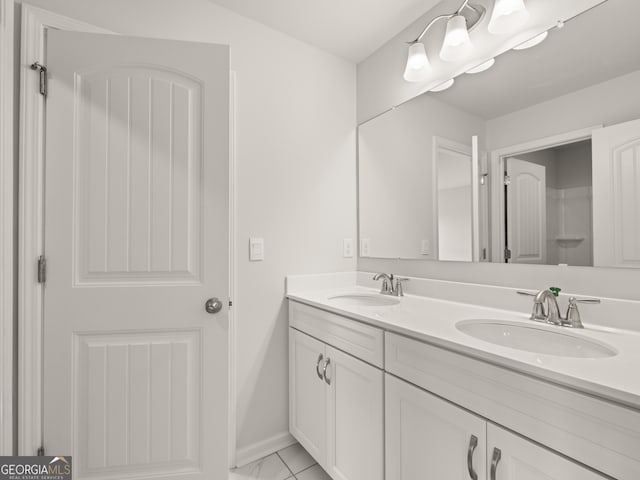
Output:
top-left (490, 447), bottom-right (502, 480)
top-left (322, 358), bottom-right (331, 385)
top-left (315, 354), bottom-right (324, 380)
top-left (467, 435), bottom-right (478, 480)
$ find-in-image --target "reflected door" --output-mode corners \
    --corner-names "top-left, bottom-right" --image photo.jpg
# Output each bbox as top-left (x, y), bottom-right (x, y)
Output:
top-left (43, 31), bottom-right (229, 480)
top-left (506, 158), bottom-right (547, 263)
top-left (593, 118), bottom-right (640, 267)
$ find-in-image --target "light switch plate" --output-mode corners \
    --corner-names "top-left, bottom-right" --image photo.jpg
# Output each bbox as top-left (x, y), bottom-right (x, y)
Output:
top-left (249, 237), bottom-right (264, 261)
top-left (421, 240), bottom-right (430, 255)
top-left (343, 238), bottom-right (353, 258)
top-left (360, 238), bottom-right (370, 257)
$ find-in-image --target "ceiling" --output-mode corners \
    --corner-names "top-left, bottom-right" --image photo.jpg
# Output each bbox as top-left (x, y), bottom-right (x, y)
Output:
top-left (432, 0), bottom-right (640, 119)
top-left (206, 0), bottom-right (442, 63)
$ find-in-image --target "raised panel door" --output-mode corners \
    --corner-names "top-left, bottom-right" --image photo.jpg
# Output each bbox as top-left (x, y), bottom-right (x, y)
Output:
top-left (289, 329), bottom-right (327, 466)
top-left (325, 346), bottom-right (383, 480)
top-left (386, 374), bottom-right (487, 480)
top-left (487, 424), bottom-right (606, 480)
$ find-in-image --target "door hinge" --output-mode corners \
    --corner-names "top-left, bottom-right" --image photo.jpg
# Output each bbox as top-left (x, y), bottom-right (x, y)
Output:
top-left (37, 255), bottom-right (47, 284)
top-left (503, 174), bottom-right (511, 186)
top-left (504, 248), bottom-right (512, 261)
top-left (228, 299), bottom-right (233, 308)
top-left (37, 446), bottom-right (45, 456)
top-left (30, 62), bottom-right (48, 97)
top-left (482, 248), bottom-right (487, 260)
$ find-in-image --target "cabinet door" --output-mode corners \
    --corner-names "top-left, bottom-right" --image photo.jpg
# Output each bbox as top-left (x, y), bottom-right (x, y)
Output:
top-left (289, 329), bottom-right (327, 465)
top-left (386, 374), bottom-right (487, 480)
top-left (487, 424), bottom-right (606, 480)
top-left (325, 346), bottom-right (383, 480)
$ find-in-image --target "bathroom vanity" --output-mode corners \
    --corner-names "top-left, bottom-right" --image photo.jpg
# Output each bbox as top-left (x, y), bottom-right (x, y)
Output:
top-left (287, 273), bottom-right (640, 480)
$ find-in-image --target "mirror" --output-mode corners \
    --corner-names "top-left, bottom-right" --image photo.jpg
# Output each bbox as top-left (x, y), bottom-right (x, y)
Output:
top-left (358, 0), bottom-right (640, 267)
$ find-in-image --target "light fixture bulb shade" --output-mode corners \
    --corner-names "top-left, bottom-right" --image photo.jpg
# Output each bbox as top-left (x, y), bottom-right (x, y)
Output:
top-left (440, 15), bottom-right (472, 62)
top-left (403, 42), bottom-right (431, 82)
top-left (488, 0), bottom-right (530, 35)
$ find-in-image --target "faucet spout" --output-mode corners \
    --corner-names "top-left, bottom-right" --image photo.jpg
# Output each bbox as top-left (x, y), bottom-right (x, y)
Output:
top-left (373, 273), bottom-right (394, 295)
top-left (533, 289), bottom-right (562, 325)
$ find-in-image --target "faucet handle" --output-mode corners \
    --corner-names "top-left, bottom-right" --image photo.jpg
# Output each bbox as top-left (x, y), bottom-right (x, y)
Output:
top-left (516, 290), bottom-right (536, 297)
top-left (571, 297), bottom-right (601, 304)
top-left (394, 277), bottom-right (410, 297)
top-left (517, 290), bottom-right (547, 322)
top-left (564, 296), bottom-right (600, 329)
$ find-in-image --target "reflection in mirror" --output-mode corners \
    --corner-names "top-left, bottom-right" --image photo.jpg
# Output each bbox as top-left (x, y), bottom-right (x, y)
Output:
top-left (358, 0), bottom-right (640, 268)
top-left (503, 140), bottom-right (592, 266)
top-left (358, 94), bottom-right (484, 260)
top-left (436, 140), bottom-right (473, 262)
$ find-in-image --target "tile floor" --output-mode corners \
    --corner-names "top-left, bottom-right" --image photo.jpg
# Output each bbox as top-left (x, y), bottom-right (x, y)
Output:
top-left (230, 443), bottom-right (331, 480)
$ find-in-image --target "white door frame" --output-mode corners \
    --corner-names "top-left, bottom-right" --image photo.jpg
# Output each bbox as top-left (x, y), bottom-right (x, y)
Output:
top-left (432, 136), bottom-right (475, 261)
top-left (18, 5), bottom-right (112, 456)
top-left (18, 5), bottom-right (238, 465)
top-left (0, 0), bottom-right (15, 456)
top-left (488, 126), bottom-right (601, 263)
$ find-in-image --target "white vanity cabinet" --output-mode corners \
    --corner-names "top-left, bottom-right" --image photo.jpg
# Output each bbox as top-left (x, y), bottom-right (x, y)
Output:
top-left (487, 424), bottom-right (606, 480)
top-left (289, 301), bottom-right (384, 480)
top-left (386, 373), bottom-right (606, 480)
top-left (385, 373), bottom-right (487, 480)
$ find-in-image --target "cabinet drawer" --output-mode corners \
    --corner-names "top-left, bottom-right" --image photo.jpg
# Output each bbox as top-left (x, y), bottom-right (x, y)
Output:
top-left (386, 332), bottom-right (640, 480)
top-left (289, 301), bottom-right (383, 367)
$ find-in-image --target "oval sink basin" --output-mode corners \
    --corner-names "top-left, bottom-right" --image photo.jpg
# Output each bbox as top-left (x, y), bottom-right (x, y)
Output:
top-left (456, 320), bottom-right (617, 358)
top-left (327, 293), bottom-right (400, 307)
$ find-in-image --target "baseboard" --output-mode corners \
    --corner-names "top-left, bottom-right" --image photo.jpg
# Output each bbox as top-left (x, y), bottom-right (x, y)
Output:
top-left (235, 431), bottom-right (296, 468)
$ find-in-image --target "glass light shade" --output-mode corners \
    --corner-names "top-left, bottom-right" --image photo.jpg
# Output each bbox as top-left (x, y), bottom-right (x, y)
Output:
top-left (440, 15), bottom-right (472, 62)
top-left (488, 0), bottom-right (530, 35)
top-left (403, 42), bottom-right (431, 82)
top-left (430, 78), bottom-right (455, 92)
top-left (466, 58), bottom-right (495, 74)
top-left (513, 31), bottom-right (548, 50)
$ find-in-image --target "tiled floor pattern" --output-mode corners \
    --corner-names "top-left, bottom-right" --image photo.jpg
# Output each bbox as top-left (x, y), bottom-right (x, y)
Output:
top-left (230, 443), bottom-right (331, 480)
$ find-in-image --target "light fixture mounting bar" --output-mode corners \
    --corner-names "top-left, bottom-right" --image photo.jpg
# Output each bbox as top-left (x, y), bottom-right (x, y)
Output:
top-left (411, 1), bottom-right (486, 43)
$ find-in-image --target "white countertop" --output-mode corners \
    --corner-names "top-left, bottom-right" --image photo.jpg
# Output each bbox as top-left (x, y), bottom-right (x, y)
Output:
top-left (287, 285), bottom-right (640, 410)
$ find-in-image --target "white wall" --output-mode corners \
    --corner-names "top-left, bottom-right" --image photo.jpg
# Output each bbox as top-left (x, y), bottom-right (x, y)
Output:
top-left (13, 0), bottom-right (357, 463)
top-left (486, 70), bottom-right (640, 149)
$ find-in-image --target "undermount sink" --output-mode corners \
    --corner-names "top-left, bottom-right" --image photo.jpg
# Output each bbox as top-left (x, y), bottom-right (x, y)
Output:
top-left (456, 320), bottom-right (617, 358)
top-left (327, 293), bottom-right (400, 307)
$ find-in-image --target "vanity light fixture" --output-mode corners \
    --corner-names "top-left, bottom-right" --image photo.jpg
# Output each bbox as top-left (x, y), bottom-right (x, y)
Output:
top-left (466, 57), bottom-right (495, 74)
top-left (488, 0), bottom-right (530, 35)
top-left (440, 14), bottom-right (473, 61)
top-left (430, 78), bottom-right (455, 92)
top-left (403, 0), bottom-right (485, 82)
top-left (513, 30), bottom-right (548, 50)
top-left (403, 41), bottom-right (431, 82)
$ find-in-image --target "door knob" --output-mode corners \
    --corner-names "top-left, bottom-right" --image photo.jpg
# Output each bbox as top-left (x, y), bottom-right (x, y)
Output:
top-left (205, 297), bottom-right (223, 314)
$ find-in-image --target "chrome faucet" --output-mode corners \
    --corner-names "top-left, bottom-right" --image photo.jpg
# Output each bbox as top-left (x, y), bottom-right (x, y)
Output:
top-left (373, 273), bottom-right (410, 296)
top-left (373, 273), bottom-right (394, 295)
top-left (518, 290), bottom-right (600, 328)
top-left (533, 289), bottom-right (563, 326)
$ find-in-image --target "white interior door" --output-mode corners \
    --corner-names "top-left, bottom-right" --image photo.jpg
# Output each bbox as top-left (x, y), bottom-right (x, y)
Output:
top-left (43, 30), bottom-right (229, 480)
top-left (506, 157), bottom-right (547, 264)
top-left (592, 118), bottom-right (640, 267)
